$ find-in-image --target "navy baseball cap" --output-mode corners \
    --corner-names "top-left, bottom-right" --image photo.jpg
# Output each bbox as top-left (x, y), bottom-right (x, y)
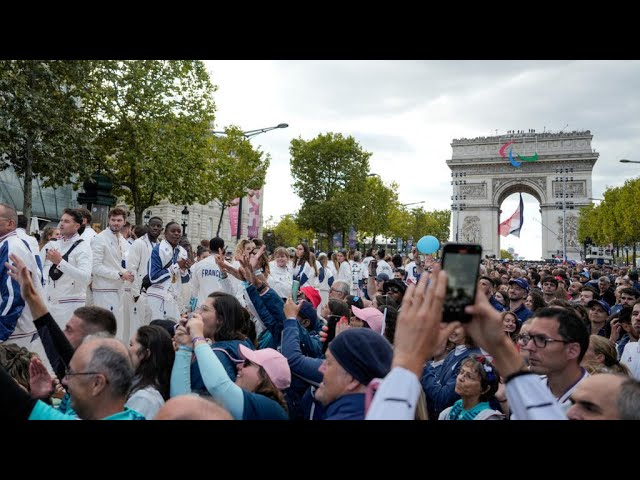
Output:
top-left (376, 273), bottom-right (390, 282)
top-left (508, 278), bottom-right (529, 291)
top-left (587, 299), bottom-right (611, 315)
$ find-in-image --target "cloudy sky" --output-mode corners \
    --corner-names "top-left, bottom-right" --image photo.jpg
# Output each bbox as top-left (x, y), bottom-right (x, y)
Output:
top-left (203, 60), bottom-right (640, 259)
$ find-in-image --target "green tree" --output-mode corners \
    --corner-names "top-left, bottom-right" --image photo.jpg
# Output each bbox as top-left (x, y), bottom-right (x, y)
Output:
top-left (290, 132), bottom-right (371, 250)
top-left (390, 206), bottom-right (451, 248)
top-left (618, 177), bottom-right (640, 265)
top-left (271, 214), bottom-right (314, 248)
top-left (89, 60), bottom-right (218, 225)
top-left (207, 125), bottom-right (270, 236)
top-left (0, 60), bottom-right (100, 219)
top-left (357, 177), bottom-right (398, 247)
top-left (500, 249), bottom-right (514, 260)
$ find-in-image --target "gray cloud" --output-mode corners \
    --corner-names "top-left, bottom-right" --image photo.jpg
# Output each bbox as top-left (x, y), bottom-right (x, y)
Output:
top-left (207, 60), bottom-right (640, 259)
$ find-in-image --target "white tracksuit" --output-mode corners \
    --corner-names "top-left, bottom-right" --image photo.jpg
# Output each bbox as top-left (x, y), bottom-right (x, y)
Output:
top-left (146, 240), bottom-right (190, 321)
top-left (126, 234), bottom-right (158, 338)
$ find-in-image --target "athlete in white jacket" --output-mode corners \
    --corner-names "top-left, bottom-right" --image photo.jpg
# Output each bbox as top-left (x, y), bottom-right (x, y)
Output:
top-left (125, 217), bottom-right (163, 339)
top-left (91, 208), bottom-right (134, 341)
top-left (40, 208), bottom-right (92, 330)
top-left (147, 222), bottom-right (191, 321)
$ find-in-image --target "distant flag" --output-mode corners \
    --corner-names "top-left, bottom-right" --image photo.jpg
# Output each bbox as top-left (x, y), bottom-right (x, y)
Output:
top-left (499, 193), bottom-right (524, 237)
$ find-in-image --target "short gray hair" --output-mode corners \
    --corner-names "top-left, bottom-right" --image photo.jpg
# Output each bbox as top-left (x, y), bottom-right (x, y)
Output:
top-left (618, 378), bottom-right (640, 420)
top-left (332, 280), bottom-right (350, 298)
top-left (85, 343), bottom-right (134, 398)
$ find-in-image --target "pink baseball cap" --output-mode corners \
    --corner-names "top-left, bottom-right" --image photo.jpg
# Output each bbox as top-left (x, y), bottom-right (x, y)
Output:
top-left (238, 344), bottom-right (291, 390)
top-left (351, 306), bottom-right (384, 335)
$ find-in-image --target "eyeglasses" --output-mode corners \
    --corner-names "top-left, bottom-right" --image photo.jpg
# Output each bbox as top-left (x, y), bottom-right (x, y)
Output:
top-left (329, 288), bottom-right (342, 294)
top-left (516, 333), bottom-right (570, 348)
top-left (388, 287), bottom-right (401, 295)
top-left (64, 367), bottom-right (102, 378)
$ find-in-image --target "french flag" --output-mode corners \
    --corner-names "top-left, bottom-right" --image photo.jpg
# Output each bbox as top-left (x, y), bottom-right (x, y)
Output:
top-left (499, 193), bottom-right (524, 237)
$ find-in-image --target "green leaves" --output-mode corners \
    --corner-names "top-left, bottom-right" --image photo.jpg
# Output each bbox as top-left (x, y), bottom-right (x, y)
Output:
top-left (88, 60), bottom-right (219, 223)
top-left (290, 132), bottom-right (371, 243)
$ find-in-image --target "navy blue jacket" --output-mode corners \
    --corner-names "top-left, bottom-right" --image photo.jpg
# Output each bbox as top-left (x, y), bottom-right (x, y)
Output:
top-left (190, 339), bottom-right (254, 395)
top-left (421, 346), bottom-right (481, 419)
top-left (322, 393), bottom-right (366, 420)
top-left (281, 318), bottom-right (323, 419)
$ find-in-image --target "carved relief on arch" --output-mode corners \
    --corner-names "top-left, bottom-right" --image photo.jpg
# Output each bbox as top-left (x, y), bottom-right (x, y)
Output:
top-left (461, 216), bottom-right (482, 244)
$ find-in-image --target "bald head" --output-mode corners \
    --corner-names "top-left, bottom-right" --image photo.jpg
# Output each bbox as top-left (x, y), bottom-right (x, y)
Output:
top-left (155, 395), bottom-right (233, 420)
top-left (566, 373), bottom-right (627, 420)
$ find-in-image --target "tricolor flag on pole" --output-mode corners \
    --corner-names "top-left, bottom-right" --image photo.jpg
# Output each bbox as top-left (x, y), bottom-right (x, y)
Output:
top-left (499, 193), bottom-right (524, 237)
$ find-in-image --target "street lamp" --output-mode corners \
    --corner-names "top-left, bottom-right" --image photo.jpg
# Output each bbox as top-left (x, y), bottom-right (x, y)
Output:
top-left (181, 206), bottom-right (189, 236)
top-left (555, 167), bottom-right (574, 262)
top-left (144, 210), bottom-right (151, 225)
top-left (451, 172), bottom-right (467, 242)
top-left (401, 201), bottom-right (426, 207)
top-left (211, 123), bottom-right (289, 241)
top-left (619, 159), bottom-right (639, 164)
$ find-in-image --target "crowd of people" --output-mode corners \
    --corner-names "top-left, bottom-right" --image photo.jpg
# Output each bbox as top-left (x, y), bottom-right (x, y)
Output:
top-left (1, 201), bottom-right (640, 420)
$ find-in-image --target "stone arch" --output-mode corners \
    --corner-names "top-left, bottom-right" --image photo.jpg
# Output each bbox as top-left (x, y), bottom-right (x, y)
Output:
top-left (493, 178), bottom-right (546, 207)
top-left (446, 130), bottom-right (598, 261)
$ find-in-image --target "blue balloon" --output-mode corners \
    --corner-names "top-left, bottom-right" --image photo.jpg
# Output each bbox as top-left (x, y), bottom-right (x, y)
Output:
top-left (417, 235), bottom-right (440, 254)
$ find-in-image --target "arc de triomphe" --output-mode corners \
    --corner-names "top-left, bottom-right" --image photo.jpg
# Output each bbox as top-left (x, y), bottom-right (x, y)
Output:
top-left (446, 130), bottom-right (599, 261)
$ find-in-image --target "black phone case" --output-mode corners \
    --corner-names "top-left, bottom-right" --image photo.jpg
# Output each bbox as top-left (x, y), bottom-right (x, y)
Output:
top-left (441, 243), bottom-right (482, 323)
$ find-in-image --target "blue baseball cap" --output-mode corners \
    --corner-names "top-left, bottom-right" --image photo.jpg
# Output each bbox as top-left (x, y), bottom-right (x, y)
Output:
top-left (508, 278), bottom-right (529, 291)
top-left (376, 273), bottom-right (390, 282)
top-left (587, 299), bottom-right (611, 315)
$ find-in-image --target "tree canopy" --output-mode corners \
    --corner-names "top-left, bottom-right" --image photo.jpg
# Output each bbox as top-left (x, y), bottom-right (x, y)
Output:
top-left (0, 60), bottom-right (100, 218)
top-left (89, 60), bottom-right (219, 225)
top-left (290, 132), bottom-right (371, 249)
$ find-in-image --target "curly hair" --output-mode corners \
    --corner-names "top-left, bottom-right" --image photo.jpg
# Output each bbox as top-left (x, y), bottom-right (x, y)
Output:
top-left (0, 344), bottom-right (32, 391)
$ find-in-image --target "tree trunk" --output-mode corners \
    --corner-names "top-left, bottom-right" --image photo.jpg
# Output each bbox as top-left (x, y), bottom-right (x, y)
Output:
top-left (135, 206), bottom-right (143, 227)
top-left (634, 244), bottom-right (637, 268)
top-left (328, 225), bottom-right (333, 252)
top-left (372, 232), bottom-right (377, 249)
top-left (216, 203), bottom-right (226, 237)
top-left (23, 135), bottom-right (33, 220)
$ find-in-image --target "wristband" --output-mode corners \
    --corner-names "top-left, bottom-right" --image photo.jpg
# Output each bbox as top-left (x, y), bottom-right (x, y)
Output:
top-left (178, 345), bottom-right (193, 352)
top-left (191, 336), bottom-right (207, 345)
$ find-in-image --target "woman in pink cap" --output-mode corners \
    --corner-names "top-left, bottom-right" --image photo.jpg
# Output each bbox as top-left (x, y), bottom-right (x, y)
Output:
top-left (172, 314), bottom-right (291, 420)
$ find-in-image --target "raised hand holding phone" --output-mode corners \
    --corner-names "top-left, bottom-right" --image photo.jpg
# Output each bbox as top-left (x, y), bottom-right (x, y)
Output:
top-left (440, 243), bottom-right (482, 323)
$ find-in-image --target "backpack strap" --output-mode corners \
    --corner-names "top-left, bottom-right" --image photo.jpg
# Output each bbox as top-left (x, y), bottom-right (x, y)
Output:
top-left (61, 239), bottom-right (84, 262)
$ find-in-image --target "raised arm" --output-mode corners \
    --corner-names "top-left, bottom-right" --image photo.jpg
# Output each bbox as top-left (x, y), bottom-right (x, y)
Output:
top-left (367, 267), bottom-right (458, 420)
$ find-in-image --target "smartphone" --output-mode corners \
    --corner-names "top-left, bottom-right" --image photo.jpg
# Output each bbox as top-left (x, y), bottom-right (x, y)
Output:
top-left (323, 315), bottom-right (342, 354)
top-left (291, 279), bottom-right (300, 299)
top-left (440, 243), bottom-right (482, 323)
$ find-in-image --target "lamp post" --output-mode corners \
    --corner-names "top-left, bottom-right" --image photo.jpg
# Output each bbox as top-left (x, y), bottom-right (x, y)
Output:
top-left (401, 201), bottom-right (426, 207)
top-left (451, 172), bottom-right (467, 242)
top-left (619, 159), bottom-right (640, 164)
top-left (181, 206), bottom-right (189, 236)
top-left (144, 210), bottom-right (151, 225)
top-left (211, 123), bottom-right (289, 241)
top-left (555, 167), bottom-right (574, 262)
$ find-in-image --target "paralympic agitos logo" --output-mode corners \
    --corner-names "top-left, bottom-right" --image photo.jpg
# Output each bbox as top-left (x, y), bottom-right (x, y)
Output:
top-left (499, 141), bottom-right (539, 167)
